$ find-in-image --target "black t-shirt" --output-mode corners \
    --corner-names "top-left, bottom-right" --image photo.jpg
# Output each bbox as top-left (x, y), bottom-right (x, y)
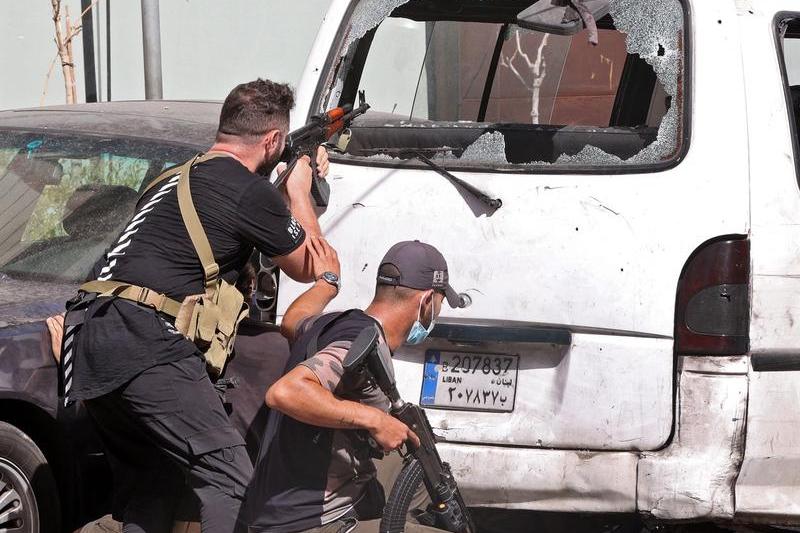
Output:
top-left (242, 310), bottom-right (391, 533)
top-left (71, 157), bottom-right (305, 401)
top-left (94, 156), bottom-right (304, 299)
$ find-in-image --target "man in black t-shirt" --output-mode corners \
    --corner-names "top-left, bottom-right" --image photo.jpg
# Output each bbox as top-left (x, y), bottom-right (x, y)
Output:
top-left (71, 79), bottom-right (330, 533)
top-left (240, 240), bottom-right (465, 533)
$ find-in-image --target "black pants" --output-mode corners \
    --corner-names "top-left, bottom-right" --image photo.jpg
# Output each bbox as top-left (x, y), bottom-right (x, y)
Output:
top-left (85, 355), bottom-right (253, 533)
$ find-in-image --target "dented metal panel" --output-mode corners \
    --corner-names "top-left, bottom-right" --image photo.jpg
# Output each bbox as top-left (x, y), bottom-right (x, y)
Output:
top-left (737, 372), bottom-right (800, 518)
top-left (638, 357), bottom-right (748, 520)
top-left (438, 443), bottom-right (638, 512)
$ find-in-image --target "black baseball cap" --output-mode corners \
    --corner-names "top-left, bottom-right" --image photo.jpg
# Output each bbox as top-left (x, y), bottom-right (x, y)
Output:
top-left (376, 240), bottom-right (464, 308)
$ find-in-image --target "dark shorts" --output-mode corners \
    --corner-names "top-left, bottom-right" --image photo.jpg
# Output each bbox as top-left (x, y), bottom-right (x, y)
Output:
top-left (85, 355), bottom-right (252, 530)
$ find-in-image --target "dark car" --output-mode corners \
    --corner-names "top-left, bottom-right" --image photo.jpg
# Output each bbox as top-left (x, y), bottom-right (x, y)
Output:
top-left (0, 101), bottom-right (287, 533)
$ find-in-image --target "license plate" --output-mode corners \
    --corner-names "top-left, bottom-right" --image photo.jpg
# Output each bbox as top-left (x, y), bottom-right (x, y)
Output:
top-left (420, 351), bottom-right (519, 412)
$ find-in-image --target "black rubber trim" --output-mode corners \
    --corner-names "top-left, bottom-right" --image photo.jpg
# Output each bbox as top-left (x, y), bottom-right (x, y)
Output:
top-left (430, 323), bottom-right (571, 345)
top-left (774, 12), bottom-right (800, 193)
top-left (752, 353), bottom-right (800, 372)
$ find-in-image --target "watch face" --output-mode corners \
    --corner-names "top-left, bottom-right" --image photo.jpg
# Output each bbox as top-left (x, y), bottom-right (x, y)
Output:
top-left (323, 272), bottom-right (339, 283)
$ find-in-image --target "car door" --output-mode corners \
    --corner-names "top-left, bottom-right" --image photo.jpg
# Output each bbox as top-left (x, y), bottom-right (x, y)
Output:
top-left (279, 0), bottom-right (749, 453)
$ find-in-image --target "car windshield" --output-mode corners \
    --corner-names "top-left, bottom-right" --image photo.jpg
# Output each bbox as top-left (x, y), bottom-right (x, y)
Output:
top-left (0, 130), bottom-right (199, 284)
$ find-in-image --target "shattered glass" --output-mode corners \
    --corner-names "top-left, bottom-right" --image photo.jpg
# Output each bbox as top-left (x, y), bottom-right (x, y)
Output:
top-left (459, 132), bottom-right (509, 165)
top-left (554, 0), bottom-right (684, 166)
top-left (610, 0), bottom-right (682, 100)
top-left (339, 0), bottom-right (685, 169)
top-left (344, 0), bottom-right (413, 49)
top-left (437, 0), bottom-right (683, 168)
top-left (554, 145), bottom-right (624, 165)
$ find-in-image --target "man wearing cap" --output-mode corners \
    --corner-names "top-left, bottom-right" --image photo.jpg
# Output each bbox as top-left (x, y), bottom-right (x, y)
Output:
top-left (238, 240), bottom-right (466, 533)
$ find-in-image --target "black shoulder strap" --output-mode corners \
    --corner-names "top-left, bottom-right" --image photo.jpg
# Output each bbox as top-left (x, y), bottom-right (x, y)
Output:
top-left (304, 310), bottom-right (355, 360)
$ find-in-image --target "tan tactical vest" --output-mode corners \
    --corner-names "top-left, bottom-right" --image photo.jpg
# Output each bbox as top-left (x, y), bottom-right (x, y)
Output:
top-left (80, 153), bottom-right (249, 378)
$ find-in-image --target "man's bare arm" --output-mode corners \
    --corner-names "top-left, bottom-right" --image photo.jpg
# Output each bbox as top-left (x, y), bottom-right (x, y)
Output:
top-left (266, 365), bottom-right (419, 451)
top-left (272, 148), bottom-right (329, 282)
top-left (280, 237), bottom-right (340, 341)
top-left (46, 314), bottom-right (65, 363)
top-left (272, 242), bottom-right (314, 283)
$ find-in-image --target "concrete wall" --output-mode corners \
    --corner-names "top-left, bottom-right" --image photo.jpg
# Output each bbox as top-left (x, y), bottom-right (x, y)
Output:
top-left (0, 0), bottom-right (332, 110)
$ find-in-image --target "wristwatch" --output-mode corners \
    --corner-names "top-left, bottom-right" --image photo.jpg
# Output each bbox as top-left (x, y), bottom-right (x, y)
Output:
top-left (318, 271), bottom-right (341, 293)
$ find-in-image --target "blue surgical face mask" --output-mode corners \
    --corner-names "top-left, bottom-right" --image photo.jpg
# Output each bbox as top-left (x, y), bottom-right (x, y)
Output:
top-left (406, 292), bottom-right (436, 345)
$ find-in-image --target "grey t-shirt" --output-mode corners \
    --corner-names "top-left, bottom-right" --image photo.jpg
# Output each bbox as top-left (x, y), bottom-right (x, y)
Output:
top-left (241, 310), bottom-right (393, 533)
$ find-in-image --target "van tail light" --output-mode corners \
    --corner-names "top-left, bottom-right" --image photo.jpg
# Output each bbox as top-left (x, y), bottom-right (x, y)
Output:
top-left (675, 236), bottom-right (750, 356)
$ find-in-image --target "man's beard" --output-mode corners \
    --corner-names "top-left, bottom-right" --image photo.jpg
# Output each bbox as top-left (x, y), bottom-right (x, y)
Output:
top-left (255, 152), bottom-right (282, 177)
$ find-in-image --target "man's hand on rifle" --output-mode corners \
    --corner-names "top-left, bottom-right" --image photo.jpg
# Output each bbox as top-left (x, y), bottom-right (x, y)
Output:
top-left (368, 410), bottom-right (420, 452)
top-left (275, 148), bottom-right (327, 241)
top-left (315, 145), bottom-right (330, 179)
top-left (280, 147), bottom-right (330, 198)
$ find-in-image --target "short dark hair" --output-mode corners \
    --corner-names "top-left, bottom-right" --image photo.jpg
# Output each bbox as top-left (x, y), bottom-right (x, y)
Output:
top-left (217, 79), bottom-right (295, 141)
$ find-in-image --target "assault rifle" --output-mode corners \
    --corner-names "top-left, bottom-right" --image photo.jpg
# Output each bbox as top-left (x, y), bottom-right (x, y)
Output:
top-left (343, 325), bottom-right (476, 533)
top-left (275, 92), bottom-right (370, 207)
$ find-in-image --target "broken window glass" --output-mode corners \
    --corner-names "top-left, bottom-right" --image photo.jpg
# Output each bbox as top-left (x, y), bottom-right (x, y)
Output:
top-left (329, 0), bottom-right (686, 170)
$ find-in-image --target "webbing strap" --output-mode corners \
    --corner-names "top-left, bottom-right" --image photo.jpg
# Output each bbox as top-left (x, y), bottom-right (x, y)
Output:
top-left (305, 312), bottom-right (350, 360)
top-left (141, 152), bottom-right (229, 288)
top-left (139, 152), bottom-right (229, 196)
top-left (141, 165), bottom-right (180, 196)
top-left (80, 280), bottom-right (182, 317)
top-left (176, 154), bottom-right (222, 288)
top-left (82, 152), bottom-right (229, 308)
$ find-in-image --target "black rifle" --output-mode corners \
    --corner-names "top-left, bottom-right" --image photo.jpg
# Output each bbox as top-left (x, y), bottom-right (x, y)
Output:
top-left (275, 93), bottom-right (370, 207)
top-left (343, 326), bottom-right (476, 533)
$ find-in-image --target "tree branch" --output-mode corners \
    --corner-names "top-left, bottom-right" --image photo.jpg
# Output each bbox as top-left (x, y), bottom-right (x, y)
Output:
top-left (40, 53), bottom-right (59, 106)
top-left (47, 0), bottom-right (97, 105)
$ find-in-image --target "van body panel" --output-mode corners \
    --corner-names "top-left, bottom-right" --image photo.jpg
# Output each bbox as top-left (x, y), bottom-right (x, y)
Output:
top-left (437, 443), bottom-right (638, 512)
top-left (735, 4), bottom-right (800, 520)
top-left (638, 356), bottom-right (748, 520)
top-left (394, 330), bottom-right (672, 450)
top-left (280, 0), bottom-right (751, 456)
top-left (277, 0), bottom-right (800, 520)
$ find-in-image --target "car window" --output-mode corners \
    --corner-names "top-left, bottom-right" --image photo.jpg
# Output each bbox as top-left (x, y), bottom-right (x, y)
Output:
top-left (0, 148), bottom-right (18, 175)
top-left (23, 155), bottom-right (151, 243)
top-left (0, 131), bottom-right (198, 283)
top-left (324, 0), bottom-right (686, 171)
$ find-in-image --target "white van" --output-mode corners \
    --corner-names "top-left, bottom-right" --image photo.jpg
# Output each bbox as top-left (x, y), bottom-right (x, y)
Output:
top-left (269, 0), bottom-right (800, 527)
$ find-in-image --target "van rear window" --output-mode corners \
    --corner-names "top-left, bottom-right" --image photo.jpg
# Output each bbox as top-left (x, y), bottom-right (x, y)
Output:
top-left (320, 0), bottom-right (687, 171)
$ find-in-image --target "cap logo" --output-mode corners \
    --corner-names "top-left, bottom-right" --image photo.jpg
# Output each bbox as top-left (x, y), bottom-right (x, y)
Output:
top-left (432, 270), bottom-right (445, 287)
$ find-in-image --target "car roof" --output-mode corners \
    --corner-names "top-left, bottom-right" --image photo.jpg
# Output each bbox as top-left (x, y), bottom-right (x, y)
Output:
top-left (0, 100), bottom-right (222, 148)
